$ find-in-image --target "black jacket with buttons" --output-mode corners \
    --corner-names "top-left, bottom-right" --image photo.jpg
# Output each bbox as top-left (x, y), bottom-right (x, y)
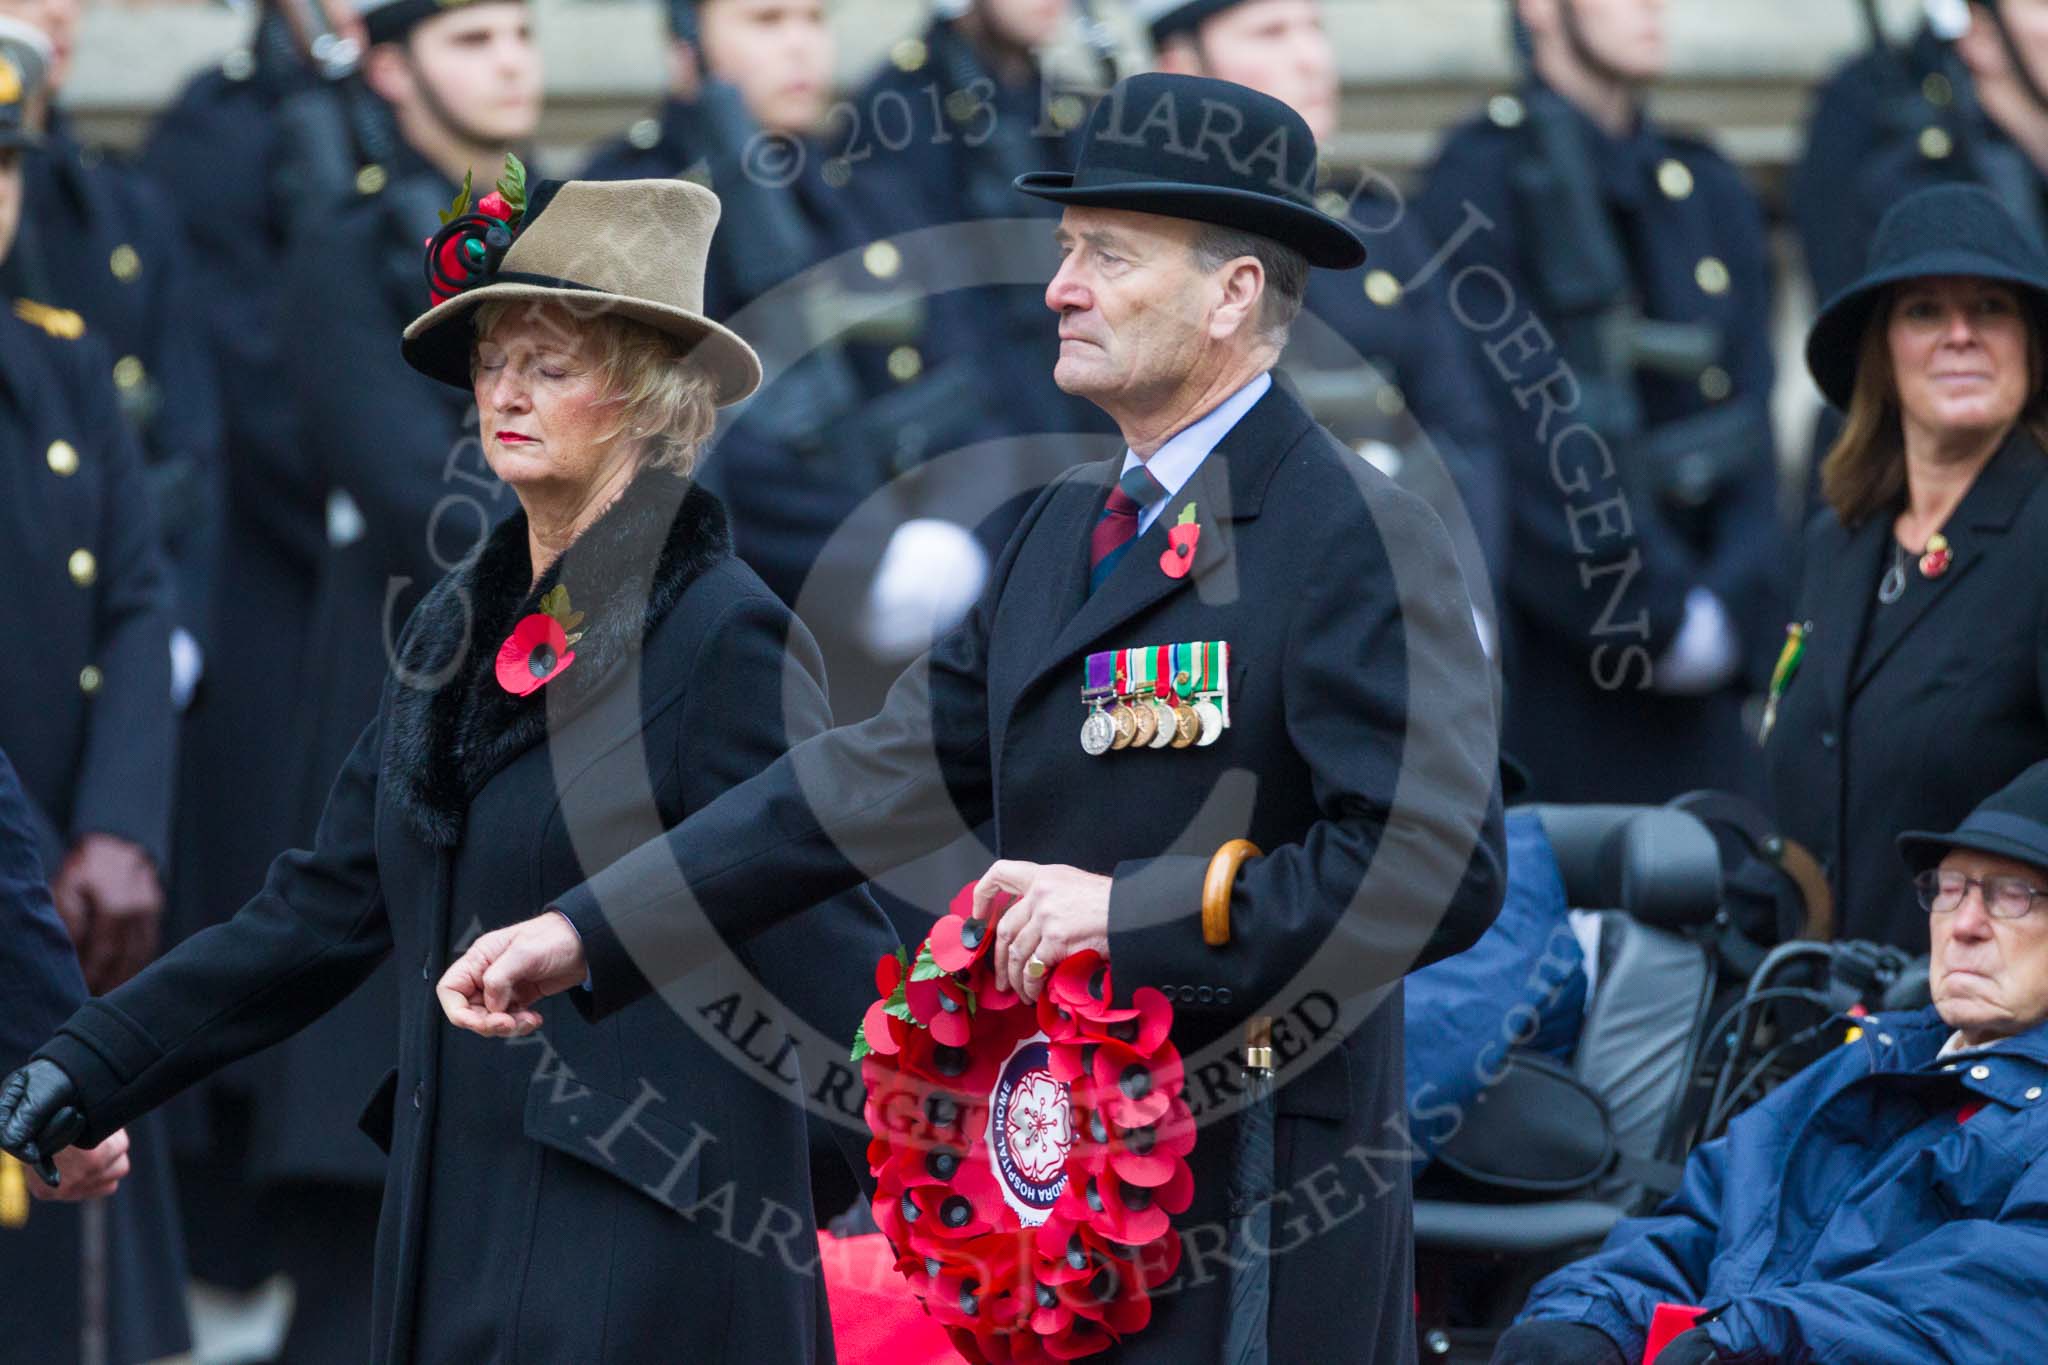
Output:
top-left (1766, 431), bottom-right (2048, 950)
top-left (0, 305), bottom-right (174, 869)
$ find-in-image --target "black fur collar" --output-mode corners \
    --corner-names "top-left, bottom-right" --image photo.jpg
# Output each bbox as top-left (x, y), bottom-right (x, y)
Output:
top-left (386, 471), bottom-right (732, 847)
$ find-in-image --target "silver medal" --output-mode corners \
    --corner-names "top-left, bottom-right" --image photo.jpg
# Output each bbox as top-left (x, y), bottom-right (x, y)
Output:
top-left (1080, 708), bottom-right (1116, 756)
top-left (1146, 699), bottom-right (1176, 749)
top-left (1194, 697), bottom-right (1224, 747)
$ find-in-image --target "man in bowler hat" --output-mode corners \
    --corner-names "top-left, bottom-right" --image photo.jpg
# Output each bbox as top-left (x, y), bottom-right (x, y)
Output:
top-left (440, 72), bottom-right (1505, 1360)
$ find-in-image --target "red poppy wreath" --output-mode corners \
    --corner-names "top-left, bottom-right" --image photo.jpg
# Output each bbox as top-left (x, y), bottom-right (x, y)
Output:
top-left (853, 885), bottom-right (1195, 1363)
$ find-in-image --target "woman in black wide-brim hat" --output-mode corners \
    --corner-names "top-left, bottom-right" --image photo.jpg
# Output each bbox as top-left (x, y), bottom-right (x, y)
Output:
top-left (1767, 183), bottom-right (2048, 951)
top-left (0, 167), bottom-right (897, 1363)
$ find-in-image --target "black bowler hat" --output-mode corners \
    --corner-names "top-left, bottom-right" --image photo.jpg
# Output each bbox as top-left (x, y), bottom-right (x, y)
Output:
top-left (1014, 72), bottom-right (1366, 270)
top-left (1805, 183), bottom-right (2048, 409)
top-left (1899, 761), bottom-right (2048, 876)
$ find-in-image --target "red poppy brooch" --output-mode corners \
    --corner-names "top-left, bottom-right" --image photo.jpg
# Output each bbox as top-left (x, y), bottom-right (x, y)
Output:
top-left (854, 884), bottom-right (1194, 1362)
top-left (495, 584), bottom-right (585, 697)
top-left (1159, 503), bottom-right (1199, 580)
top-left (424, 154), bottom-right (528, 307)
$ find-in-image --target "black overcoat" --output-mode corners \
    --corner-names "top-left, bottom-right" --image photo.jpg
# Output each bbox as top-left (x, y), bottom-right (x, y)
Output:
top-left (1766, 432), bottom-right (2048, 950)
top-left (34, 475), bottom-right (897, 1363)
top-left (555, 382), bottom-right (1507, 1362)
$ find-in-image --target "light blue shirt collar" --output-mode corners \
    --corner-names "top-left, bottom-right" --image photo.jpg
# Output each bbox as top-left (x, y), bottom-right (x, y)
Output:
top-left (1118, 371), bottom-right (1271, 536)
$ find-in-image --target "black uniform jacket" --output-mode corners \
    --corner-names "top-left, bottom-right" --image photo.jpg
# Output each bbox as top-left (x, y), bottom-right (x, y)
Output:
top-left (34, 475), bottom-right (897, 1363)
top-left (553, 382), bottom-right (1507, 1362)
top-left (1767, 433), bottom-right (2048, 950)
top-left (0, 747), bottom-right (85, 1072)
top-left (0, 306), bottom-right (173, 869)
top-left (1418, 88), bottom-right (1785, 804)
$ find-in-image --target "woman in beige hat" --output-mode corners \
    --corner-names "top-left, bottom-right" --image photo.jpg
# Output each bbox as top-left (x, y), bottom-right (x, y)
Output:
top-left (0, 165), bottom-right (897, 1362)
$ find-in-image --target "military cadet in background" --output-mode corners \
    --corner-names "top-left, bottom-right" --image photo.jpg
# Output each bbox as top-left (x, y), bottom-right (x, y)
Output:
top-left (0, 0), bottom-right (222, 711)
top-left (1418, 0), bottom-right (1785, 805)
top-left (1795, 1), bottom-right (2048, 310)
top-left (1146, 0), bottom-right (1510, 611)
top-left (0, 27), bottom-right (194, 1364)
top-left (843, 0), bottom-right (1115, 447)
top-left (585, 0), bottom-right (1021, 724)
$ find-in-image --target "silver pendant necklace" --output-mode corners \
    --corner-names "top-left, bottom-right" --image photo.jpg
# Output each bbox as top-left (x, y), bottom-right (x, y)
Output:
top-left (1877, 541), bottom-right (1908, 605)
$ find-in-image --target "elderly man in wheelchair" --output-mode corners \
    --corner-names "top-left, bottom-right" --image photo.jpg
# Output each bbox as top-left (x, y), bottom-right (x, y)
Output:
top-left (1491, 760), bottom-right (2048, 1365)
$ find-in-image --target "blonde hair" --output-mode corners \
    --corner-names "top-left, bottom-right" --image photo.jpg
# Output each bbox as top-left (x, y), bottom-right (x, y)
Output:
top-left (473, 299), bottom-right (719, 479)
top-left (1820, 290), bottom-right (2048, 527)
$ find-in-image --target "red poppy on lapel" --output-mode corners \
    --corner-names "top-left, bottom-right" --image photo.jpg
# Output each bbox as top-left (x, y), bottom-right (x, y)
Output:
top-left (1159, 503), bottom-right (1199, 580)
top-left (494, 613), bottom-right (575, 696)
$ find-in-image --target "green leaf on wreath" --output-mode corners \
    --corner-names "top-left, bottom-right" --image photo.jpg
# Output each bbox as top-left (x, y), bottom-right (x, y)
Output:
top-left (882, 998), bottom-right (915, 1023)
top-left (850, 1022), bottom-right (872, 1063)
top-left (1177, 502), bottom-right (1198, 526)
top-left (439, 168), bottom-right (475, 225)
top-left (910, 942), bottom-right (946, 982)
top-left (497, 153), bottom-right (528, 217)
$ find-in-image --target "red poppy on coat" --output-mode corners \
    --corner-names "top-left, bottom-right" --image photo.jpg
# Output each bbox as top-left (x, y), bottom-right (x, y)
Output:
top-left (494, 613), bottom-right (575, 696)
top-left (1159, 521), bottom-right (1199, 579)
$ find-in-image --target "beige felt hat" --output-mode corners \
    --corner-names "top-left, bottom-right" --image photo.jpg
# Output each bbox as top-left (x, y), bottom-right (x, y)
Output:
top-left (401, 176), bottom-right (762, 406)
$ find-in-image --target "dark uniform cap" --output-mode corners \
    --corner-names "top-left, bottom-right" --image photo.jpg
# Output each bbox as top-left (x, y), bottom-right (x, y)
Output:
top-left (1133, 0), bottom-right (1247, 46)
top-left (1805, 183), bottom-right (2048, 409)
top-left (1013, 71), bottom-right (1365, 269)
top-left (1900, 760), bottom-right (2048, 877)
top-left (359, 0), bottom-right (528, 47)
top-left (0, 17), bottom-right (49, 152)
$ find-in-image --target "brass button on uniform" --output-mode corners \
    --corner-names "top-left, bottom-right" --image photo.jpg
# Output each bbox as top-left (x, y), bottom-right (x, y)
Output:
top-left (113, 355), bottom-right (145, 391)
top-left (68, 548), bottom-right (97, 587)
top-left (1699, 366), bottom-right (1732, 401)
top-left (1374, 384), bottom-right (1407, 417)
top-left (1695, 256), bottom-right (1731, 296)
top-left (1049, 94), bottom-right (1085, 131)
top-left (1364, 270), bottom-right (1403, 307)
top-left (944, 88), bottom-right (979, 124)
top-left (891, 37), bottom-right (927, 73)
top-left (1316, 190), bottom-right (1348, 218)
top-left (78, 665), bottom-right (103, 696)
top-left (1919, 126), bottom-right (1954, 161)
top-left (1487, 94), bottom-right (1525, 129)
top-left (887, 346), bottom-right (923, 382)
top-left (1656, 158), bottom-right (1694, 200)
top-left (1923, 73), bottom-right (1953, 107)
top-left (46, 440), bottom-right (78, 476)
top-left (355, 164), bottom-right (388, 196)
top-left (627, 117), bottom-right (661, 151)
top-left (863, 241), bottom-right (902, 280)
top-left (109, 244), bottom-right (141, 282)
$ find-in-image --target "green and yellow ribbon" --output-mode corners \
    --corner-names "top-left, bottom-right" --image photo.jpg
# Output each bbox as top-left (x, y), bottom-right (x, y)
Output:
top-left (1758, 621), bottom-right (1810, 747)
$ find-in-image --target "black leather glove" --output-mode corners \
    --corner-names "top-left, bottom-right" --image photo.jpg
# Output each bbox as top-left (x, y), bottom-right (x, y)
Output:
top-left (1654, 1329), bottom-right (1724, 1365)
top-left (0, 1060), bottom-right (86, 1187)
top-left (1491, 1319), bottom-right (1631, 1365)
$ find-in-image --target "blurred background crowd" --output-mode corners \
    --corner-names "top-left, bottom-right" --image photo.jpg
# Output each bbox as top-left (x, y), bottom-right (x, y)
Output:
top-left (6, 0), bottom-right (2048, 1360)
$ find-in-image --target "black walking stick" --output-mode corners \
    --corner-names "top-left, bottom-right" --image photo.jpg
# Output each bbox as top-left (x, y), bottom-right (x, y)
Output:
top-left (1204, 840), bottom-right (1274, 1365)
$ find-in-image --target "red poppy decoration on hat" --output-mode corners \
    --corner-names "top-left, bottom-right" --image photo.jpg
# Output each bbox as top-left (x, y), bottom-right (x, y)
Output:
top-left (854, 886), bottom-right (1194, 1362)
top-left (1159, 503), bottom-right (1200, 580)
top-left (494, 583), bottom-right (585, 697)
top-left (423, 155), bottom-right (529, 306)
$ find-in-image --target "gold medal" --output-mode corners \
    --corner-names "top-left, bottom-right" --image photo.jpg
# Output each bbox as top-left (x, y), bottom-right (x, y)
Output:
top-left (1130, 700), bottom-right (1158, 748)
top-left (1111, 703), bottom-right (1136, 750)
top-left (1171, 703), bottom-right (1200, 748)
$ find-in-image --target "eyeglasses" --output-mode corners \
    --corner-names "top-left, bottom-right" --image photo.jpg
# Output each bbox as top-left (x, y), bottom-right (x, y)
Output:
top-left (1914, 869), bottom-right (2048, 920)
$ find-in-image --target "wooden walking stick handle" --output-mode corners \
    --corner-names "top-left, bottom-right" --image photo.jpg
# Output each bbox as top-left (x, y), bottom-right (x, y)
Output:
top-left (1202, 839), bottom-right (1261, 947)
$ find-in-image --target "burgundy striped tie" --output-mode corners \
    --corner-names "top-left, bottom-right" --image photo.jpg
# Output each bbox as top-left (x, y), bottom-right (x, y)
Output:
top-left (1090, 465), bottom-right (1169, 593)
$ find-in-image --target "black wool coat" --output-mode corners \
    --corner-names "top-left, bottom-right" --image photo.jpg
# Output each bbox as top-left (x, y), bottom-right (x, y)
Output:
top-left (36, 474), bottom-right (898, 1363)
top-left (557, 382), bottom-right (1507, 1363)
top-left (1766, 433), bottom-right (2048, 950)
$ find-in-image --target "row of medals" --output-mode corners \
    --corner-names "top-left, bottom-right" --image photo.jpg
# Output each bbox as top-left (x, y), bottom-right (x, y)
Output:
top-left (1080, 686), bottom-right (1223, 756)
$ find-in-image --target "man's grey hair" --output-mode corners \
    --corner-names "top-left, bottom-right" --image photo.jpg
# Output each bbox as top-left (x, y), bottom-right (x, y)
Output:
top-left (1188, 223), bottom-right (1308, 349)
